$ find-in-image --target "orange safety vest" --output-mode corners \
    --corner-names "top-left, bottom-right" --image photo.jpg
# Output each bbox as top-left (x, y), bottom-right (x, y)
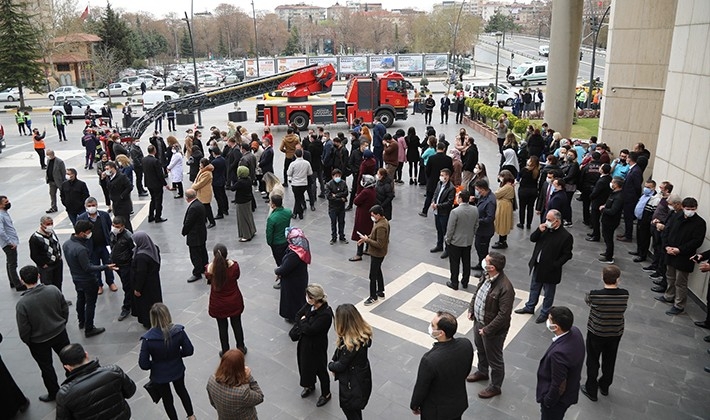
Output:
top-left (34, 135), bottom-right (45, 149)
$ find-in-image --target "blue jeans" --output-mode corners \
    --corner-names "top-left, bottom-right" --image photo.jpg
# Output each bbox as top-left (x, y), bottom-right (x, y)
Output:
top-left (90, 245), bottom-right (114, 285)
top-left (523, 268), bottom-right (556, 315)
top-left (434, 214), bottom-right (449, 249)
top-left (329, 208), bottom-right (346, 240)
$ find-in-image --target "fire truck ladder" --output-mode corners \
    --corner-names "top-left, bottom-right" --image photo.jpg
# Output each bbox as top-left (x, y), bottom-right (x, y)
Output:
top-left (127, 64), bottom-right (321, 139)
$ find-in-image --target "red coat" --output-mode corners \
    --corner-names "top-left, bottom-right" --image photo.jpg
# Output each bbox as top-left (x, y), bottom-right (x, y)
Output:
top-left (206, 262), bottom-right (244, 318)
top-left (351, 187), bottom-right (377, 241)
top-left (356, 158), bottom-right (378, 194)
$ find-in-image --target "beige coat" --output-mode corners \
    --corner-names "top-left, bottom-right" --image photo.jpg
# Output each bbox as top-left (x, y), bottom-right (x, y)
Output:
top-left (494, 183), bottom-right (515, 236)
top-left (191, 164), bottom-right (214, 204)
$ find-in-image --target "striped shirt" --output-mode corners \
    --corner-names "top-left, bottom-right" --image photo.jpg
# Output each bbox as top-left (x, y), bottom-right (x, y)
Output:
top-left (585, 288), bottom-right (629, 337)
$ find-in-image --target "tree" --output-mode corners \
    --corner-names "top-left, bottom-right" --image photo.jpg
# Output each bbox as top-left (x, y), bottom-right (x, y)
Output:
top-left (89, 45), bottom-right (122, 104)
top-left (283, 26), bottom-right (301, 56)
top-left (96, 2), bottom-right (136, 66)
top-left (484, 11), bottom-right (519, 33)
top-left (217, 32), bottom-right (227, 58)
top-left (0, 0), bottom-right (46, 108)
top-left (180, 29), bottom-right (193, 59)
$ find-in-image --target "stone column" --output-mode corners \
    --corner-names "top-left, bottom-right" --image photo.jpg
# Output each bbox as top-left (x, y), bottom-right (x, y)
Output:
top-left (544, 0), bottom-right (584, 138)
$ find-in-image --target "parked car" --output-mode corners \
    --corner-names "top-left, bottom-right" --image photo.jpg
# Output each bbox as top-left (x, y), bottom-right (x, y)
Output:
top-left (0, 124), bottom-right (5, 154)
top-left (164, 81), bottom-right (196, 94)
top-left (50, 97), bottom-right (106, 120)
top-left (47, 86), bottom-right (85, 101)
top-left (0, 88), bottom-right (20, 102)
top-left (464, 83), bottom-right (515, 107)
top-left (223, 69), bottom-right (244, 84)
top-left (97, 83), bottom-right (135, 97)
top-left (538, 45), bottom-right (550, 57)
top-left (142, 90), bottom-right (179, 110)
top-left (200, 74), bottom-right (220, 88)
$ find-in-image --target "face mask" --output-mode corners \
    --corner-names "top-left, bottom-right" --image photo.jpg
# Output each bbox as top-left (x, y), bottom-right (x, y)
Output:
top-left (559, 154), bottom-right (566, 159)
top-left (427, 324), bottom-right (439, 339)
top-left (609, 183), bottom-right (614, 190)
top-left (376, 174), bottom-right (382, 181)
top-left (3, 203), bottom-right (11, 210)
top-left (568, 155), bottom-right (575, 161)
top-left (545, 319), bottom-right (556, 332)
top-left (684, 209), bottom-right (696, 218)
top-left (104, 170), bottom-right (112, 177)
top-left (474, 190), bottom-right (481, 198)
top-left (481, 259), bottom-right (488, 271)
top-left (86, 206), bottom-right (98, 214)
top-left (619, 158), bottom-right (626, 164)
top-left (333, 177), bottom-right (341, 183)
top-left (498, 177), bottom-right (503, 183)
top-left (473, 168), bottom-right (480, 174)
top-left (439, 176), bottom-right (446, 183)
top-left (643, 187), bottom-right (652, 195)
top-left (43, 226), bottom-right (54, 234)
top-left (110, 226), bottom-right (122, 235)
top-left (85, 232), bottom-right (93, 240)
top-left (65, 175), bottom-right (72, 181)
top-left (545, 220), bottom-right (554, 229)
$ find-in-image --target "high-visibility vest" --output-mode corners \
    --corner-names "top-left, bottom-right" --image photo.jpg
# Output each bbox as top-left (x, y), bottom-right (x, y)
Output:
top-left (15, 112), bottom-right (24, 124)
top-left (53, 114), bottom-right (65, 126)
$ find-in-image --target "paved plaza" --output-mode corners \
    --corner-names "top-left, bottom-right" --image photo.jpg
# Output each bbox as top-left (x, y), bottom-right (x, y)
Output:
top-left (0, 108), bottom-right (709, 420)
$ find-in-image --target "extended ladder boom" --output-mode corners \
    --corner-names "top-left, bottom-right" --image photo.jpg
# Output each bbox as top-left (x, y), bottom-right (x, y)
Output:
top-left (126, 63), bottom-right (334, 139)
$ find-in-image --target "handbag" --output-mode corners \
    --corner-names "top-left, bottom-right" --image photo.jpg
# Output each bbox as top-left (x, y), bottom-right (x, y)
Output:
top-left (288, 322), bottom-right (302, 342)
top-left (143, 380), bottom-right (162, 403)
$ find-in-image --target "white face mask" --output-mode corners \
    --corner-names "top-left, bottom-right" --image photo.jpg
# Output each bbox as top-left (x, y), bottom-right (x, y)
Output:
top-left (65, 175), bottom-right (72, 181)
top-left (370, 216), bottom-right (376, 222)
top-left (545, 220), bottom-right (554, 229)
top-left (473, 168), bottom-right (480, 174)
top-left (684, 209), bottom-right (696, 218)
top-left (85, 232), bottom-right (93, 240)
top-left (427, 324), bottom-right (439, 339)
top-left (43, 226), bottom-right (54, 234)
top-left (545, 319), bottom-right (556, 333)
top-left (110, 226), bottom-right (122, 235)
top-left (104, 170), bottom-right (112, 177)
top-left (86, 206), bottom-right (98, 215)
top-left (376, 174), bottom-right (382, 181)
top-left (439, 176), bottom-right (447, 183)
top-left (481, 259), bottom-right (488, 271)
top-left (609, 182), bottom-right (614, 190)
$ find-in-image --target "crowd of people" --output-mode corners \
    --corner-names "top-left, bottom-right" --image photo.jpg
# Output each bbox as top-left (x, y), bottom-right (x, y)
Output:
top-left (0, 103), bottom-right (709, 420)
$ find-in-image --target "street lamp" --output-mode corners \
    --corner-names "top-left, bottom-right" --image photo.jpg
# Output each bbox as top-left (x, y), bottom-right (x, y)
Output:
top-left (183, 11), bottom-right (202, 128)
top-left (494, 31), bottom-right (502, 106)
top-left (586, 5), bottom-right (611, 109)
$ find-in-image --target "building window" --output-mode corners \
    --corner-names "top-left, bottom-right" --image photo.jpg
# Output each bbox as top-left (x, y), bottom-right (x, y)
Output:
top-left (56, 63), bottom-right (70, 72)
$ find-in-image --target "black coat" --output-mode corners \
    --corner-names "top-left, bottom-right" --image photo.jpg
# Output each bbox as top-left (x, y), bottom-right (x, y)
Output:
top-left (547, 190), bottom-right (569, 221)
top-left (328, 340), bottom-right (372, 411)
top-left (275, 250), bottom-right (308, 321)
top-left (296, 302), bottom-right (333, 389)
top-left (580, 160), bottom-right (602, 193)
top-left (432, 181), bottom-right (456, 216)
top-left (211, 156), bottom-right (227, 187)
top-left (132, 253), bottom-right (163, 327)
top-left (621, 164), bottom-right (643, 207)
top-left (527, 133), bottom-right (545, 158)
top-left (258, 146), bottom-right (274, 175)
top-left (142, 155), bottom-right (166, 189)
top-left (528, 225), bottom-right (574, 284)
top-left (410, 338), bottom-right (473, 420)
top-left (590, 174), bottom-right (612, 207)
top-left (182, 200), bottom-right (207, 246)
top-left (665, 213), bottom-right (707, 272)
top-left (536, 326), bottom-right (585, 409)
top-left (425, 153), bottom-right (453, 193)
top-left (375, 176), bottom-right (395, 220)
top-left (601, 190), bottom-right (624, 226)
top-left (55, 360), bottom-right (136, 420)
top-left (60, 179), bottom-right (90, 215)
top-left (308, 140), bottom-right (324, 172)
top-left (108, 173), bottom-right (133, 216)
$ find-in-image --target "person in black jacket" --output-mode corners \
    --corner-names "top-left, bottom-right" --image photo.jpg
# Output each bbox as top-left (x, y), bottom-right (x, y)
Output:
top-left (225, 138), bottom-right (241, 199)
top-left (579, 152), bottom-right (602, 226)
top-left (439, 94), bottom-right (451, 124)
top-left (296, 284), bottom-right (333, 407)
top-left (547, 179), bottom-right (570, 223)
top-left (210, 148), bottom-right (229, 219)
top-left (183, 189), bottom-right (208, 283)
top-left (60, 169), bottom-right (90, 226)
top-left (599, 178), bottom-right (624, 263)
top-left (517, 157), bottom-right (540, 229)
top-left (419, 142), bottom-right (453, 217)
top-left (527, 128), bottom-right (545, 159)
top-left (410, 311), bottom-right (473, 419)
top-left (143, 145), bottom-right (168, 223)
top-left (126, 139), bottom-right (148, 196)
top-left (515, 210), bottom-right (574, 324)
top-left (258, 138), bottom-right (275, 195)
top-left (586, 164), bottom-right (612, 242)
top-left (56, 343), bottom-right (136, 419)
top-left (104, 162), bottom-right (133, 232)
top-left (325, 169), bottom-right (349, 244)
top-left (109, 216), bottom-right (134, 322)
top-left (619, 152), bottom-right (644, 241)
top-left (345, 137), bottom-right (363, 210)
top-left (374, 168), bottom-right (395, 220)
top-left (328, 304), bottom-right (373, 420)
top-left (307, 134), bottom-right (325, 197)
top-left (472, 179), bottom-right (497, 271)
top-left (429, 168), bottom-right (456, 258)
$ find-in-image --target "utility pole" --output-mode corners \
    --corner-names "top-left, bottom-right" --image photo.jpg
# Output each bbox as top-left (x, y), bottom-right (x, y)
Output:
top-left (183, 11), bottom-right (202, 128)
top-left (586, 5), bottom-right (610, 109)
top-left (251, 0), bottom-right (259, 77)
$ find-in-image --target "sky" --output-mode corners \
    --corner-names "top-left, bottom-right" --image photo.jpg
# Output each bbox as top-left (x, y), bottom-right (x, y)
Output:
top-left (105, 0), bottom-right (522, 19)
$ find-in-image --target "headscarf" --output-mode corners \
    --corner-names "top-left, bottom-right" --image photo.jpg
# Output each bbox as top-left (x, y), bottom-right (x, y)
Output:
top-left (237, 165), bottom-right (250, 178)
top-left (133, 231), bottom-right (160, 264)
top-left (286, 227), bottom-right (311, 264)
top-left (363, 149), bottom-right (374, 159)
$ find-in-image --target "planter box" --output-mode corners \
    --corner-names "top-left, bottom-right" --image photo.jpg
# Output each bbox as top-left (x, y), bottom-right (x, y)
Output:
top-left (228, 111), bottom-right (248, 122)
top-left (464, 116), bottom-right (497, 143)
top-left (176, 113), bottom-right (195, 126)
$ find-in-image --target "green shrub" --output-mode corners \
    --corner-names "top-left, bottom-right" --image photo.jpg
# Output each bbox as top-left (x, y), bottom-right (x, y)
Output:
top-left (513, 118), bottom-right (529, 135)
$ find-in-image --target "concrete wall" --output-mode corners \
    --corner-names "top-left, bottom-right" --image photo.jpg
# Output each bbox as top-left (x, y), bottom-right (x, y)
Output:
top-left (598, 0), bottom-right (677, 172)
top-left (652, 0), bottom-right (710, 300)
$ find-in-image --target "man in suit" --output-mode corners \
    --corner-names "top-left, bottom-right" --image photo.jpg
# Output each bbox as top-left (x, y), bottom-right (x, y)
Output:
top-left (429, 168), bottom-right (456, 259)
top-left (445, 189), bottom-right (478, 290)
top-left (536, 306), bottom-right (585, 420)
top-left (439, 93), bottom-right (451, 124)
top-left (210, 147), bottom-right (229, 219)
top-left (535, 169), bottom-right (562, 224)
top-left (472, 179), bottom-right (497, 272)
top-left (104, 162), bottom-right (133, 232)
top-left (60, 169), bottom-right (90, 226)
top-left (45, 150), bottom-right (66, 214)
top-left (618, 152), bottom-right (643, 242)
top-left (142, 145), bottom-right (167, 223)
top-left (419, 142), bottom-right (453, 217)
top-left (599, 177), bottom-right (624, 263)
top-left (182, 189), bottom-right (208, 283)
top-left (515, 209), bottom-right (574, 324)
top-left (410, 311), bottom-right (473, 419)
top-left (466, 252), bottom-right (515, 398)
top-left (547, 179), bottom-right (570, 224)
top-left (586, 163), bottom-right (612, 242)
top-left (77, 197), bottom-right (115, 294)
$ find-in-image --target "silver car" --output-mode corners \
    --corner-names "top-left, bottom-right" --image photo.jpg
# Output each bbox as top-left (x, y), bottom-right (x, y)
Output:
top-left (97, 83), bottom-right (135, 97)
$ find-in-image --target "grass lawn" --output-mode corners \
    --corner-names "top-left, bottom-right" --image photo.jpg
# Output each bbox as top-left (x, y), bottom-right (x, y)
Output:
top-left (530, 118), bottom-right (599, 139)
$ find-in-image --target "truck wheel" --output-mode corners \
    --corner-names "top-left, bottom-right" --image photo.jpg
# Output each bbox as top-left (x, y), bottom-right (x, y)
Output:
top-left (290, 111), bottom-right (310, 131)
top-left (375, 110), bottom-right (395, 127)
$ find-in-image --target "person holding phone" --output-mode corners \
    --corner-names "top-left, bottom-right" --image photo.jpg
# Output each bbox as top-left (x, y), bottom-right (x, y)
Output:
top-left (358, 205), bottom-right (390, 306)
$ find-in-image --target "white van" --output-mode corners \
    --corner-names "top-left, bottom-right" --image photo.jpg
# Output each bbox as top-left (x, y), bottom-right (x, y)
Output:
top-left (464, 83), bottom-right (515, 106)
top-left (507, 62), bottom-right (547, 86)
top-left (538, 45), bottom-right (549, 57)
top-left (142, 91), bottom-right (179, 111)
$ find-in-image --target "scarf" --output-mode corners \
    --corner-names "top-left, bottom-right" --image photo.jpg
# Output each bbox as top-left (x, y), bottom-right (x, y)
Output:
top-left (133, 231), bottom-right (160, 264)
top-left (286, 227), bottom-right (311, 264)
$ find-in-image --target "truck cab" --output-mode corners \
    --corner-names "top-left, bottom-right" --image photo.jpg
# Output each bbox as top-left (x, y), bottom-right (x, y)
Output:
top-left (344, 71), bottom-right (413, 127)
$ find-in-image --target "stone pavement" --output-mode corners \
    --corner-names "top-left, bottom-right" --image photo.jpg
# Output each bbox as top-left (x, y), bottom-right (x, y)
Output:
top-left (0, 109), bottom-right (708, 420)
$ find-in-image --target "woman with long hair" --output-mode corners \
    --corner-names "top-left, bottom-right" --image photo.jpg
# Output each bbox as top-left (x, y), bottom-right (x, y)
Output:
top-left (349, 175), bottom-right (377, 262)
top-left (115, 154), bottom-right (134, 187)
top-left (517, 156), bottom-right (540, 229)
top-left (374, 168), bottom-right (394, 220)
top-left (405, 126), bottom-right (420, 184)
top-left (492, 170), bottom-right (516, 249)
top-left (296, 284), bottom-right (333, 408)
top-left (233, 166), bottom-right (257, 241)
top-left (468, 162), bottom-right (489, 203)
top-left (96, 152), bottom-right (111, 207)
top-left (132, 232), bottom-right (163, 328)
top-left (205, 244), bottom-right (246, 357)
top-left (206, 349), bottom-right (264, 419)
top-left (395, 128), bottom-right (407, 184)
top-left (139, 303), bottom-right (196, 420)
top-left (192, 157), bottom-right (216, 228)
top-left (263, 171), bottom-right (285, 204)
top-left (328, 304), bottom-right (373, 420)
top-left (275, 227), bottom-right (310, 322)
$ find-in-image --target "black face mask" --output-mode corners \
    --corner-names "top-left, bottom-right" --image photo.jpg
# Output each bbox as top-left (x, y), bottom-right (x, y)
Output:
top-left (4, 203), bottom-right (11, 210)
